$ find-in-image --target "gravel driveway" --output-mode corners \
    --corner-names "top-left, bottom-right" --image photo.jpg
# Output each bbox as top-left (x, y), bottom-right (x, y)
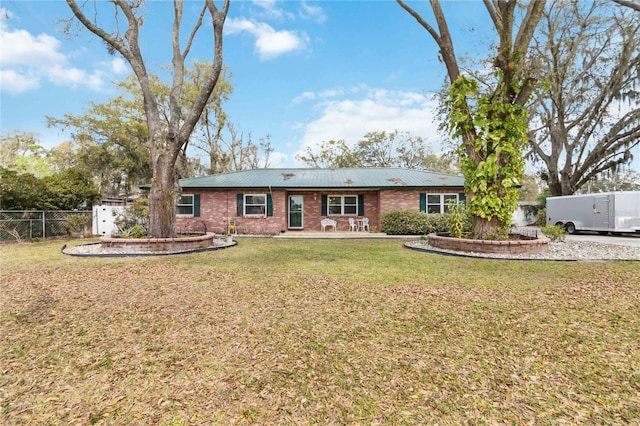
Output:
top-left (406, 229), bottom-right (640, 261)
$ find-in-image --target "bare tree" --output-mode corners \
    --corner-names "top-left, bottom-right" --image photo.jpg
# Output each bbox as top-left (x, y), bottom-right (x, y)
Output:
top-left (397, 0), bottom-right (545, 238)
top-left (65, 0), bottom-right (229, 238)
top-left (527, 0), bottom-right (640, 195)
top-left (296, 130), bottom-right (459, 172)
top-left (611, 0), bottom-right (640, 12)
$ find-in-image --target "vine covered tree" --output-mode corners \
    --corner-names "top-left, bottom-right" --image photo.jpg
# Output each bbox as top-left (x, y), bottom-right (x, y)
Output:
top-left (527, 0), bottom-right (640, 196)
top-left (397, 0), bottom-right (544, 239)
top-left (65, 0), bottom-right (230, 238)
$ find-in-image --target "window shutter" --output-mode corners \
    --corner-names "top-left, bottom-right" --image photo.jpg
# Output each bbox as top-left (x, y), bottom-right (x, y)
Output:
top-left (358, 194), bottom-right (365, 216)
top-left (236, 193), bottom-right (243, 216)
top-left (267, 193), bottom-right (273, 216)
top-left (458, 192), bottom-right (466, 203)
top-left (419, 193), bottom-right (426, 212)
top-left (193, 194), bottom-right (200, 217)
top-left (321, 195), bottom-right (328, 216)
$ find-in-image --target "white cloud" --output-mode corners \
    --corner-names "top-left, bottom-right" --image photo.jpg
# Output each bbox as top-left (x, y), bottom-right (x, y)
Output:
top-left (251, 0), bottom-right (292, 21)
top-left (292, 91), bottom-right (316, 103)
top-left (225, 18), bottom-right (309, 60)
top-left (299, 1), bottom-right (327, 24)
top-left (0, 8), bottom-right (13, 29)
top-left (268, 151), bottom-right (289, 167)
top-left (1, 29), bottom-right (66, 69)
top-left (0, 69), bottom-right (40, 94)
top-left (253, 0), bottom-right (278, 10)
top-left (110, 57), bottom-right (128, 75)
top-left (0, 15), bottom-right (121, 94)
top-left (292, 87), bottom-right (446, 165)
top-left (292, 87), bottom-right (349, 104)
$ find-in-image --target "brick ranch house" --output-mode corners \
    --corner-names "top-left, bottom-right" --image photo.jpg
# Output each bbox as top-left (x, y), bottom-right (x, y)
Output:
top-left (173, 168), bottom-right (465, 235)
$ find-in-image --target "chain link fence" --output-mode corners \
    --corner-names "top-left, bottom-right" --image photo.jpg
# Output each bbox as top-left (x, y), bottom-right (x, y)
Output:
top-left (0, 210), bottom-right (92, 242)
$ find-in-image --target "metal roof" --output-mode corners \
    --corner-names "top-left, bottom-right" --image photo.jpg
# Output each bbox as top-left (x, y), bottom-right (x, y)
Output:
top-left (178, 168), bottom-right (464, 189)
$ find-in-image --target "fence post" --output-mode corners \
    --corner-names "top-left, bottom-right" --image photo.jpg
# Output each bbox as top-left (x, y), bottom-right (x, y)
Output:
top-left (42, 211), bottom-right (46, 238)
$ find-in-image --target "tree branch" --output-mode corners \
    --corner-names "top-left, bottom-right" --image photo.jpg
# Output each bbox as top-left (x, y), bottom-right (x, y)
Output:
top-left (66, 0), bottom-right (130, 59)
top-left (611, 0), bottom-right (640, 12)
top-left (178, 0), bottom-right (230, 144)
top-left (395, 0), bottom-right (442, 45)
top-left (482, 0), bottom-right (502, 33)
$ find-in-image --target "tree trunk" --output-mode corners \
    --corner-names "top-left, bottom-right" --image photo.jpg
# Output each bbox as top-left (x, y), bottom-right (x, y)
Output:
top-left (472, 216), bottom-right (501, 240)
top-left (149, 140), bottom-right (178, 238)
top-left (397, 0), bottom-right (543, 240)
top-left (66, 0), bottom-right (230, 239)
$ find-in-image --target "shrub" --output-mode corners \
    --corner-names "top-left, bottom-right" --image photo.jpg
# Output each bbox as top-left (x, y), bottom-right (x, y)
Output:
top-left (535, 207), bottom-right (547, 227)
top-left (114, 198), bottom-right (149, 238)
top-left (540, 224), bottom-right (566, 242)
top-left (448, 201), bottom-right (471, 238)
top-left (381, 210), bottom-right (450, 235)
top-left (65, 213), bottom-right (90, 236)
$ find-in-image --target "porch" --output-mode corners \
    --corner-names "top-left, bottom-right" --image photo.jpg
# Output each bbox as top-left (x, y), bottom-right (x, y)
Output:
top-left (273, 231), bottom-right (418, 239)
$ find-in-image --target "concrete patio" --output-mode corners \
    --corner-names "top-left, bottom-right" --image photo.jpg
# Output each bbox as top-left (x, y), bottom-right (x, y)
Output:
top-left (272, 231), bottom-right (419, 239)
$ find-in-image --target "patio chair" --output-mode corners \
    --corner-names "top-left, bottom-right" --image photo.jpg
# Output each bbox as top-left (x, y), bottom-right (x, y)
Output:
top-left (321, 218), bottom-right (337, 232)
top-left (348, 218), bottom-right (358, 232)
top-left (360, 217), bottom-right (370, 232)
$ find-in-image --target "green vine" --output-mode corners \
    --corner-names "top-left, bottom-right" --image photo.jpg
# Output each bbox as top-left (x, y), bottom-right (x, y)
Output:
top-left (448, 200), bottom-right (464, 239)
top-left (447, 76), bottom-right (529, 236)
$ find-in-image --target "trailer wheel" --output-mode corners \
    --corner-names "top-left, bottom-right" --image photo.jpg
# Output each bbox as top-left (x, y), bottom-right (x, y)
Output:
top-left (565, 222), bottom-right (576, 234)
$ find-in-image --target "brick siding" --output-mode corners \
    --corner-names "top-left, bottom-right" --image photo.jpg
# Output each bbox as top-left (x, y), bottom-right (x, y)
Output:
top-left (177, 187), bottom-right (464, 235)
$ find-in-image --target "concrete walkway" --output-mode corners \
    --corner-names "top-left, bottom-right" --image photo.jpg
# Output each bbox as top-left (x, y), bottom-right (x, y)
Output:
top-left (273, 231), bottom-right (418, 239)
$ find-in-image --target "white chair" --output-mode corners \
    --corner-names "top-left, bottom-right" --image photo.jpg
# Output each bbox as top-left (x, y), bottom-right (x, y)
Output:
top-left (348, 218), bottom-right (358, 232)
top-left (360, 217), bottom-right (370, 232)
top-left (321, 218), bottom-right (337, 232)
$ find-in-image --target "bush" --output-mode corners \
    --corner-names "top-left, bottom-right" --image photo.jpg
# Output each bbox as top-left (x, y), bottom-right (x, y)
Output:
top-left (381, 210), bottom-right (450, 235)
top-left (113, 198), bottom-right (149, 238)
top-left (540, 224), bottom-right (566, 242)
top-left (65, 213), bottom-right (90, 236)
top-left (448, 201), bottom-right (472, 238)
top-left (535, 207), bottom-right (547, 227)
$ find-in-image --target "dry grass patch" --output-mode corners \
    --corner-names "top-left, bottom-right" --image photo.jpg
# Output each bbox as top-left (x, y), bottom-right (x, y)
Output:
top-left (1, 238), bottom-right (639, 424)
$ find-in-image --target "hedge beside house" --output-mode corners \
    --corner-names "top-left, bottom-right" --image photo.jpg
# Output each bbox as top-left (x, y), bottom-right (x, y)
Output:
top-left (382, 210), bottom-right (451, 235)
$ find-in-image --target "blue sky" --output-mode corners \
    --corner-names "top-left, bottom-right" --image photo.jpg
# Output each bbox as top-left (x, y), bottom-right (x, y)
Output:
top-left (1, 1), bottom-right (510, 168)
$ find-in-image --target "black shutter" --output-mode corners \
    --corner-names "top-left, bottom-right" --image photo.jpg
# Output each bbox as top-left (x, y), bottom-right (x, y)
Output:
top-left (193, 194), bottom-right (200, 217)
top-left (267, 193), bottom-right (273, 216)
top-left (458, 192), bottom-right (466, 203)
top-left (419, 193), bottom-right (426, 212)
top-left (321, 195), bottom-right (328, 216)
top-left (236, 193), bottom-right (243, 216)
top-left (358, 194), bottom-right (364, 216)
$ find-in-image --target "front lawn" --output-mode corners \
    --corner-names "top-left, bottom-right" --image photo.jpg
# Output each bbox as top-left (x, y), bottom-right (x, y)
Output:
top-left (1, 239), bottom-right (638, 424)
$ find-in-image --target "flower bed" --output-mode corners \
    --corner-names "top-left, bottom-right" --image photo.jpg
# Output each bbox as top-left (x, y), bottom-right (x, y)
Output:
top-left (100, 232), bottom-right (216, 253)
top-left (428, 232), bottom-right (550, 255)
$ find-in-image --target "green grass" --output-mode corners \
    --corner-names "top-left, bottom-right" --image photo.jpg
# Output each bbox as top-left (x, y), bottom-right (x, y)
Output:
top-left (1, 238), bottom-right (639, 424)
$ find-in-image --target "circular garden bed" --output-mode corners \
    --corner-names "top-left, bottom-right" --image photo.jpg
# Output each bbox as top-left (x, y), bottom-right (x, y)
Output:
top-left (427, 232), bottom-right (550, 255)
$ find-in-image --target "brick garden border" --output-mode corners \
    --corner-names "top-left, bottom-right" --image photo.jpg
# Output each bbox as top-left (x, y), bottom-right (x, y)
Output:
top-left (99, 232), bottom-right (217, 252)
top-left (427, 232), bottom-right (550, 255)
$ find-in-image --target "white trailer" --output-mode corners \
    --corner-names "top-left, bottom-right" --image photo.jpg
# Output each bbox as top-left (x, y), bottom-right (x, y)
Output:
top-left (546, 191), bottom-right (640, 234)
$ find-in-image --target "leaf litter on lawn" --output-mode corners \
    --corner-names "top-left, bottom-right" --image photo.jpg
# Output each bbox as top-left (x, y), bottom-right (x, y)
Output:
top-left (1, 239), bottom-right (639, 424)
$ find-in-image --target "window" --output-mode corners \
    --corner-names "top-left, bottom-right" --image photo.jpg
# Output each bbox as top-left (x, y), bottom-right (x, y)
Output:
top-left (328, 195), bottom-right (358, 216)
top-left (425, 193), bottom-right (459, 213)
top-left (244, 194), bottom-right (267, 216)
top-left (177, 194), bottom-right (194, 216)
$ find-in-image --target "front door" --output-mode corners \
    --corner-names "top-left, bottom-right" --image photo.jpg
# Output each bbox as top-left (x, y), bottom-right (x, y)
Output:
top-left (288, 195), bottom-right (304, 229)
